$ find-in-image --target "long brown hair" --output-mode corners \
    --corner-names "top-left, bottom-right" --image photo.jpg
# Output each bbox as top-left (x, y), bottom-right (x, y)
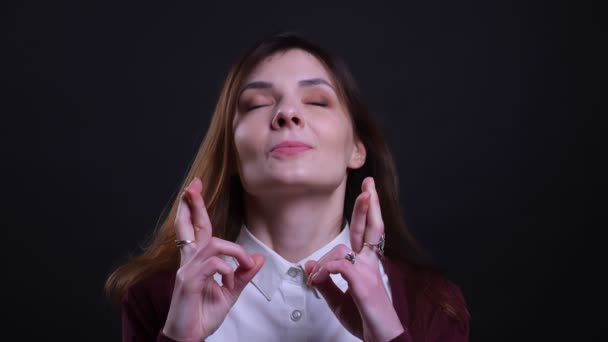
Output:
top-left (105, 31), bottom-right (469, 327)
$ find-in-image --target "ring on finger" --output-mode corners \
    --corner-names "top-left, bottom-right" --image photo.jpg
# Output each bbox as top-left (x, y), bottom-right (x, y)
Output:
top-left (363, 232), bottom-right (385, 257)
top-left (345, 251), bottom-right (357, 265)
top-left (175, 239), bottom-right (195, 248)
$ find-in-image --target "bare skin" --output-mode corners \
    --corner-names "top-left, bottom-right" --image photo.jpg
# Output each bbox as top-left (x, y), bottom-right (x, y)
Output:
top-left (232, 50), bottom-right (367, 263)
top-left (162, 49), bottom-right (404, 341)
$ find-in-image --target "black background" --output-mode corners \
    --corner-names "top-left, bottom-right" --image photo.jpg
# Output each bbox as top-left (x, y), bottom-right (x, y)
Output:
top-left (5, 1), bottom-right (600, 341)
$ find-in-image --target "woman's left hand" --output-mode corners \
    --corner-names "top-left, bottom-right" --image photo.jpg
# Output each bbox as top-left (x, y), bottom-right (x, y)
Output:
top-left (305, 177), bottom-right (405, 342)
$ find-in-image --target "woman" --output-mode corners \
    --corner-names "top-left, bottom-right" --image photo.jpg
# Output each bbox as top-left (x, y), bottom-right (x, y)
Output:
top-left (106, 32), bottom-right (470, 342)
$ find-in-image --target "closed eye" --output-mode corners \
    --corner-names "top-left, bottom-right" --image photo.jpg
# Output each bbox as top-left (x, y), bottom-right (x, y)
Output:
top-left (246, 104), bottom-right (269, 111)
top-left (308, 102), bottom-right (328, 107)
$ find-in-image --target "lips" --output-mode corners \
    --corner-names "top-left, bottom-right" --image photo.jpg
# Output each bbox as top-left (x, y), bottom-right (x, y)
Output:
top-left (270, 140), bottom-right (313, 155)
top-left (270, 140), bottom-right (312, 152)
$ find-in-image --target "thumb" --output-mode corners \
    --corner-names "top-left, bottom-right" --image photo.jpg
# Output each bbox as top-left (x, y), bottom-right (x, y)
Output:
top-left (231, 254), bottom-right (265, 295)
top-left (304, 260), bottom-right (317, 276)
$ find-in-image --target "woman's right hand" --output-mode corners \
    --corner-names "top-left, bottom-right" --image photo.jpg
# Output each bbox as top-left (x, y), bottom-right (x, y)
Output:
top-left (162, 177), bottom-right (265, 342)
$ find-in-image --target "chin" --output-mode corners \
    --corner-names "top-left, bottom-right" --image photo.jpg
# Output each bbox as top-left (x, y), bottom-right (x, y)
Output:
top-left (271, 170), bottom-right (312, 183)
top-left (261, 176), bottom-right (315, 192)
top-left (243, 173), bottom-right (343, 198)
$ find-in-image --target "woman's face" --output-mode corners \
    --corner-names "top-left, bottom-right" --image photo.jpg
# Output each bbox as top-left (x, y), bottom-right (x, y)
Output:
top-left (232, 49), bottom-right (366, 196)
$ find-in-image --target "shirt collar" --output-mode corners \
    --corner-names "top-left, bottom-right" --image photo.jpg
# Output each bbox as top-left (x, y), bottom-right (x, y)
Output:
top-left (235, 221), bottom-right (351, 301)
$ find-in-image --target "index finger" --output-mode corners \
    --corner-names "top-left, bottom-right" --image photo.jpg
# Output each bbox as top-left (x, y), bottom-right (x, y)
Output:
top-left (362, 177), bottom-right (385, 257)
top-left (350, 177), bottom-right (375, 252)
top-left (350, 190), bottom-right (370, 253)
top-left (174, 189), bottom-right (196, 249)
top-left (184, 177), bottom-right (213, 244)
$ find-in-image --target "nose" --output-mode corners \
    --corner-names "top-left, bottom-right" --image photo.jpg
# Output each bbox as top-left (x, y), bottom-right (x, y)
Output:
top-left (271, 109), bottom-right (304, 130)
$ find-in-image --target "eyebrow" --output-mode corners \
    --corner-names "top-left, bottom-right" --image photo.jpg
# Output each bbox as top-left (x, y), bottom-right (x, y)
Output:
top-left (238, 78), bottom-right (336, 97)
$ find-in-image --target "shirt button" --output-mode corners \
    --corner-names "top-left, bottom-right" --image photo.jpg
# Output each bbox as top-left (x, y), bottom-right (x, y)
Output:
top-left (290, 309), bottom-right (303, 322)
top-left (287, 267), bottom-right (300, 278)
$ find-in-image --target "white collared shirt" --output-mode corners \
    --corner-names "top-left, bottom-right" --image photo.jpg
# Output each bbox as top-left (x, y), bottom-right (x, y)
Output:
top-left (207, 222), bottom-right (393, 342)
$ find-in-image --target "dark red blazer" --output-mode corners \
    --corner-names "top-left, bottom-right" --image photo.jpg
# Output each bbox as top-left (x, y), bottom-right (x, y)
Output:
top-left (121, 257), bottom-right (470, 342)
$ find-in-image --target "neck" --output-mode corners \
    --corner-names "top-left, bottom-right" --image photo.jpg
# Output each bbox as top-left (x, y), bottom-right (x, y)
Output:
top-left (243, 182), bottom-right (346, 263)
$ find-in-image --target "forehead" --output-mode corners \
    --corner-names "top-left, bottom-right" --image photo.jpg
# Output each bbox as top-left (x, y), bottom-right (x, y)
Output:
top-left (244, 49), bottom-right (333, 84)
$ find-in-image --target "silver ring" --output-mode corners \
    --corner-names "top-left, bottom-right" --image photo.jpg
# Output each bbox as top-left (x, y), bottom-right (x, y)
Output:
top-left (175, 239), bottom-right (195, 248)
top-left (363, 233), bottom-right (385, 257)
top-left (345, 252), bottom-right (356, 264)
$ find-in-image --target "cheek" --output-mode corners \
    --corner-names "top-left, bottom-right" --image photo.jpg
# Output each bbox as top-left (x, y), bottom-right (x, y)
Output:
top-left (233, 126), bottom-right (252, 156)
top-left (317, 116), bottom-right (354, 155)
top-left (233, 121), bottom-right (265, 161)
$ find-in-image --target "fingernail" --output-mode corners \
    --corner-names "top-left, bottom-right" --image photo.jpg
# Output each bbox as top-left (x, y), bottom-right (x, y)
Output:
top-left (306, 272), bottom-right (314, 285)
top-left (310, 272), bottom-right (318, 284)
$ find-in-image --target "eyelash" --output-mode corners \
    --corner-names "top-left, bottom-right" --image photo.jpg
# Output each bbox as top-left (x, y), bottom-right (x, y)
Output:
top-left (245, 102), bottom-right (328, 112)
top-left (308, 102), bottom-right (328, 107)
top-left (246, 105), bottom-right (266, 111)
